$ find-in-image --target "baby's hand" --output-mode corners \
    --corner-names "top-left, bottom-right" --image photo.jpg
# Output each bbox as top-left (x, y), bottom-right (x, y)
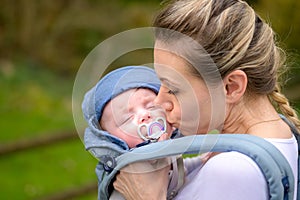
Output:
top-left (114, 158), bottom-right (170, 200)
top-left (158, 131), bottom-right (172, 141)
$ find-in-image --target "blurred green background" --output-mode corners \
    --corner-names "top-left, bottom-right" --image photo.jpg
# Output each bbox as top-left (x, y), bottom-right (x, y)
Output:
top-left (0, 0), bottom-right (299, 199)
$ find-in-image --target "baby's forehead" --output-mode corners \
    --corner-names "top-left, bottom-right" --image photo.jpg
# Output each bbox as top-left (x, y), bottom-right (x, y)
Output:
top-left (101, 88), bottom-right (156, 119)
top-left (107, 88), bottom-right (156, 112)
top-left (113, 87), bottom-right (157, 101)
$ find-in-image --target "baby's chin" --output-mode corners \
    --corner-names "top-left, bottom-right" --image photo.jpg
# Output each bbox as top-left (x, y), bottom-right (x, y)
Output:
top-left (129, 131), bottom-right (171, 148)
top-left (127, 137), bottom-right (144, 148)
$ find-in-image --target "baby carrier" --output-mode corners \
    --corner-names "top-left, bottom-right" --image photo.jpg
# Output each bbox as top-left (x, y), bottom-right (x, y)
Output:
top-left (84, 115), bottom-right (300, 200)
top-left (80, 65), bottom-right (299, 200)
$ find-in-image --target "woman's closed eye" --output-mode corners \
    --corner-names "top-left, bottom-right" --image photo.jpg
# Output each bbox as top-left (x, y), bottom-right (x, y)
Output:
top-left (167, 89), bottom-right (178, 95)
top-left (161, 84), bottom-right (178, 95)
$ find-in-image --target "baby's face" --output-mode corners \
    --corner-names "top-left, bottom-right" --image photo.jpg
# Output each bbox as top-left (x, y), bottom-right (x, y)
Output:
top-left (100, 88), bottom-right (172, 148)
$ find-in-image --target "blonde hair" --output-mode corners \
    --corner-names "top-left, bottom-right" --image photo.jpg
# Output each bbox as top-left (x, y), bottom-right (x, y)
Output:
top-left (153, 0), bottom-right (300, 131)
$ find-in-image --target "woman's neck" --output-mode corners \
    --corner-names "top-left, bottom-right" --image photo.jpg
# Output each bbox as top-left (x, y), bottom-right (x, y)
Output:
top-left (222, 94), bottom-right (284, 135)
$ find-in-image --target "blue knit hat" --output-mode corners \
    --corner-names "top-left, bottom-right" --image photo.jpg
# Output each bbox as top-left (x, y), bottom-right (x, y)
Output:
top-left (82, 66), bottom-right (161, 123)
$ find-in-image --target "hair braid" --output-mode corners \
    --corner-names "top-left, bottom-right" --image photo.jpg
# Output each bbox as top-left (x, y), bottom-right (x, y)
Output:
top-left (269, 84), bottom-right (300, 132)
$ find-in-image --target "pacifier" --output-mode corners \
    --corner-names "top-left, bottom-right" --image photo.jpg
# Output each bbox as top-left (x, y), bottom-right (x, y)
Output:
top-left (137, 117), bottom-right (167, 141)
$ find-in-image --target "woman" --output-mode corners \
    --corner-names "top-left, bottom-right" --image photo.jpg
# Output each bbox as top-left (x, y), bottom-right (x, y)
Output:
top-left (113, 0), bottom-right (300, 199)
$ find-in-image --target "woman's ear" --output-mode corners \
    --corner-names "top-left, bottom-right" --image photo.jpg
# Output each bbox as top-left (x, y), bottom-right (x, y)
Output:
top-left (223, 70), bottom-right (248, 103)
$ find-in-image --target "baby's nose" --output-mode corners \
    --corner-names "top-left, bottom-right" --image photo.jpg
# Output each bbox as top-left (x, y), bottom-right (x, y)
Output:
top-left (139, 111), bottom-right (152, 123)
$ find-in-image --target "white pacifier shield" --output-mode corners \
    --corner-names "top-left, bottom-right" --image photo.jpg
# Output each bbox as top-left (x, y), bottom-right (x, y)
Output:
top-left (137, 117), bottom-right (167, 141)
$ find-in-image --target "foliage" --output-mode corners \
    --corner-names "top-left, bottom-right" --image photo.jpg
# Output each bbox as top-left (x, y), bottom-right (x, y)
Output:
top-left (0, 0), bottom-right (299, 88)
top-left (253, 0), bottom-right (300, 51)
top-left (0, 0), bottom-right (160, 75)
top-left (0, 62), bottom-right (98, 199)
top-left (0, 140), bottom-right (97, 199)
top-left (0, 60), bottom-right (74, 141)
top-left (252, 0), bottom-right (300, 88)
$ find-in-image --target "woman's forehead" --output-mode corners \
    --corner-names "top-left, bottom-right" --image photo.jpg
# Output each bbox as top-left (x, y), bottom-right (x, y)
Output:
top-left (154, 62), bottom-right (194, 89)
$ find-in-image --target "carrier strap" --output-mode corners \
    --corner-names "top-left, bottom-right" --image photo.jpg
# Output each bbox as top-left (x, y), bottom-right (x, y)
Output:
top-left (280, 114), bottom-right (300, 200)
top-left (99, 134), bottom-right (294, 200)
top-left (167, 156), bottom-right (185, 200)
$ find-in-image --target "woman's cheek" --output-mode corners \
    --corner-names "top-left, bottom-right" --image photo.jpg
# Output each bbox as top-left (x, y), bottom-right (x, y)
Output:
top-left (169, 102), bottom-right (182, 124)
top-left (178, 96), bottom-right (202, 134)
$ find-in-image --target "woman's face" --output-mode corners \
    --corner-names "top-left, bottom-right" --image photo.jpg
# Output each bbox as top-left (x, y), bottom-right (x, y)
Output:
top-left (154, 45), bottom-right (213, 135)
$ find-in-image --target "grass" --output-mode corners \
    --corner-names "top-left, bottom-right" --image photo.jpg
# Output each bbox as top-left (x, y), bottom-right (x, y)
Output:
top-left (0, 62), bottom-right (98, 199)
top-left (0, 61), bottom-right (74, 141)
top-left (0, 140), bottom-right (97, 199)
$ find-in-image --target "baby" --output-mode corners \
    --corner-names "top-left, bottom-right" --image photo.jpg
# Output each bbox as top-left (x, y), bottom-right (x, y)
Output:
top-left (98, 74), bottom-right (173, 148)
top-left (82, 66), bottom-right (184, 199)
top-left (100, 87), bottom-right (172, 147)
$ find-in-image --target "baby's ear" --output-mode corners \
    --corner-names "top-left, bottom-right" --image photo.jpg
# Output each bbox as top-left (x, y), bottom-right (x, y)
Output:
top-left (223, 70), bottom-right (248, 104)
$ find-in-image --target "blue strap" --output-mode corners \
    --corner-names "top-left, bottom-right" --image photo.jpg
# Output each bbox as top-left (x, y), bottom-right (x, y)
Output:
top-left (280, 114), bottom-right (300, 200)
top-left (99, 134), bottom-right (294, 200)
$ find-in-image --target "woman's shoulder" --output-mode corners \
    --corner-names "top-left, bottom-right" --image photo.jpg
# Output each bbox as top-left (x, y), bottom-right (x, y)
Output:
top-left (203, 152), bottom-right (265, 175)
top-left (177, 152), bottom-right (268, 199)
top-left (196, 152), bottom-right (268, 199)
